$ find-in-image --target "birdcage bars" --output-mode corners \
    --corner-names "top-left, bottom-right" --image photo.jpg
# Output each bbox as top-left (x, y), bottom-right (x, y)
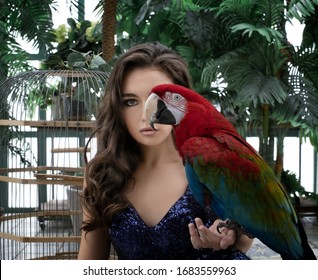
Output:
top-left (0, 69), bottom-right (106, 259)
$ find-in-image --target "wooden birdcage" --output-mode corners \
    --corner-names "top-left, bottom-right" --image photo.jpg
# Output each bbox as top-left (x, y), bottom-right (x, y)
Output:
top-left (0, 70), bottom-right (108, 260)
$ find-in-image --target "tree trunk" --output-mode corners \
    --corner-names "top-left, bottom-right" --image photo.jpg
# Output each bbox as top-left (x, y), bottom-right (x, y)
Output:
top-left (275, 135), bottom-right (284, 180)
top-left (274, 127), bottom-right (289, 180)
top-left (259, 125), bottom-right (275, 169)
top-left (102, 0), bottom-right (117, 62)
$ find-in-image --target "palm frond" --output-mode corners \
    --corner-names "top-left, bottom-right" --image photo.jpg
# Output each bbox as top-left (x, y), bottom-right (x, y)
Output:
top-left (273, 71), bottom-right (318, 150)
top-left (292, 45), bottom-right (318, 88)
top-left (216, 0), bottom-right (286, 49)
top-left (217, 0), bottom-right (284, 27)
top-left (175, 45), bottom-right (197, 63)
top-left (239, 73), bottom-right (287, 107)
top-left (201, 51), bottom-right (244, 86)
top-left (231, 23), bottom-right (283, 46)
top-left (217, 0), bottom-right (257, 23)
top-left (0, 1), bottom-right (55, 53)
top-left (256, 0), bottom-right (285, 27)
top-left (287, 0), bottom-right (318, 22)
top-left (202, 51), bottom-right (288, 108)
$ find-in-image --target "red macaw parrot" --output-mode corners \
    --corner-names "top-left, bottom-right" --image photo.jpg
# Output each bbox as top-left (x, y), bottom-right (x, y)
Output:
top-left (145, 83), bottom-right (316, 260)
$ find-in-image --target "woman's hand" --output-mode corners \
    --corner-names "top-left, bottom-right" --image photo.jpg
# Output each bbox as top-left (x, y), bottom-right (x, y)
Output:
top-left (188, 218), bottom-right (242, 251)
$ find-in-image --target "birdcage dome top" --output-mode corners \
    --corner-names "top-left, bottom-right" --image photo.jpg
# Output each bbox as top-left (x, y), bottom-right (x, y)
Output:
top-left (0, 69), bottom-right (108, 122)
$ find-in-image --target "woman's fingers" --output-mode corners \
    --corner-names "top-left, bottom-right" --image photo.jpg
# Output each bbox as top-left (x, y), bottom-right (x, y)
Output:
top-left (189, 218), bottom-right (222, 249)
top-left (188, 222), bottom-right (202, 249)
top-left (188, 218), bottom-right (238, 250)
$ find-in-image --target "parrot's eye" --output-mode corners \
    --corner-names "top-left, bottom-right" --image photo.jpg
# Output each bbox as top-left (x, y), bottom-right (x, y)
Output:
top-left (173, 94), bottom-right (182, 102)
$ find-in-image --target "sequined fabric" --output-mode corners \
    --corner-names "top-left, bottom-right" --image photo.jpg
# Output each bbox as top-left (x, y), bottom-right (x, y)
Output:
top-left (109, 188), bottom-right (249, 260)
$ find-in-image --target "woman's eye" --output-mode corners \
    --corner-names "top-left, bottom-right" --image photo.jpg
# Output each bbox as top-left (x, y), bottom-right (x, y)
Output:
top-left (123, 99), bottom-right (138, 107)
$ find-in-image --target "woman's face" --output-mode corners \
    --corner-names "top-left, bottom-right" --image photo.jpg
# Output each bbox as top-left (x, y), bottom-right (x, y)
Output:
top-left (122, 67), bottom-right (174, 147)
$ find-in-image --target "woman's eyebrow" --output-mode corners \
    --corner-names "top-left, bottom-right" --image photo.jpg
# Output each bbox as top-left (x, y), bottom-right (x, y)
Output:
top-left (122, 93), bottom-right (137, 98)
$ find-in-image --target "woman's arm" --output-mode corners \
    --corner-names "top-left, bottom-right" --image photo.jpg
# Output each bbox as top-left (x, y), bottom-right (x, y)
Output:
top-left (77, 210), bottom-right (111, 260)
top-left (188, 218), bottom-right (253, 253)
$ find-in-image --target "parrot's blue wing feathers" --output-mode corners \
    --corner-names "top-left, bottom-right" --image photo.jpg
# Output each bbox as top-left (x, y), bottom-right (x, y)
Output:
top-left (185, 161), bottom-right (226, 219)
top-left (185, 162), bottom-right (205, 207)
top-left (183, 136), bottom-right (312, 259)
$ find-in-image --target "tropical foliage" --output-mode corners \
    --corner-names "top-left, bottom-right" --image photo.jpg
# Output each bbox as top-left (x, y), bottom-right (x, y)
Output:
top-left (42, 17), bottom-right (104, 69)
top-left (1, 0), bottom-right (318, 176)
top-left (0, 0), bottom-right (57, 166)
top-left (281, 169), bottom-right (318, 204)
top-left (0, 0), bottom-right (56, 80)
top-left (91, 0), bottom-right (318, 176)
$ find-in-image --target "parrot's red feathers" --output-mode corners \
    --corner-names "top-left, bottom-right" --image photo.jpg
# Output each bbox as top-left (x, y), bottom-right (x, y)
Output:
top-left (182, 136), bottom-right (260, 180)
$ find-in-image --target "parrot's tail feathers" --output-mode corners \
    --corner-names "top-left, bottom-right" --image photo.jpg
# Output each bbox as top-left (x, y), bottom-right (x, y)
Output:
top-left (280, 218), bottom-right (317, 260)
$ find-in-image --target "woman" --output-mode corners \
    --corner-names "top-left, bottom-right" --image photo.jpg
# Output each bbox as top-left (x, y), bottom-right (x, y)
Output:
top-left (78, 42), bottom-right (253, 260)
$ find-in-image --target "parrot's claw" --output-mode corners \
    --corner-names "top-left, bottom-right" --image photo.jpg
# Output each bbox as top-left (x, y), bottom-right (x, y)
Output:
top-left (217, 219), bottom-right (254, 238)
top-left (217, 219), bottom-right (254, 250)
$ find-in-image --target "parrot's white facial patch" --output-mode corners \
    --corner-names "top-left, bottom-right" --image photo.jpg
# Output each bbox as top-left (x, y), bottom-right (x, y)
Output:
top-left (163, 92), bottom-right (187, 125)
top-left (144, 93), bottom-right (160, 125)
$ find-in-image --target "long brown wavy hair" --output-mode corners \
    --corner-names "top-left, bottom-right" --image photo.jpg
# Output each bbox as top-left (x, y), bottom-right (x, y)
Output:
top-left (82, 42), bottom-right (193, 232)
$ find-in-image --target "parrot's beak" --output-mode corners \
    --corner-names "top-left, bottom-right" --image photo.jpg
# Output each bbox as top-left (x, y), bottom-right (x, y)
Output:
top-left (145, 93), bottom-right (176, 130)
top-left (145, 93), bottom-right (159, 129)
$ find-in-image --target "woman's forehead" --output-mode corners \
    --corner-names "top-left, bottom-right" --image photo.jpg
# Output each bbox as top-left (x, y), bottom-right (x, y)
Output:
top-left (122, 68), bottom-right (173, 96)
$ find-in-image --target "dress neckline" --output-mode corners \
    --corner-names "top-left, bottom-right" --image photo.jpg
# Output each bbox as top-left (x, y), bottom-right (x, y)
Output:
top-left (128, 187), bottom-right (190, 229)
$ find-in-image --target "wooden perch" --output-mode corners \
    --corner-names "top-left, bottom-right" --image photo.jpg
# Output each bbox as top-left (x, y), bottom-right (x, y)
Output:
top-left (0, 210), bottom-right (82, 222)
top-left (51, 147), bottom-right (91, 153)
top-left (0, 175), bottom-right (84, 186)
top-left (0, 232), bottom-right (81, 243)
top-left (34, 173), bottom-right (84, 181)
top-left (0, 166), bottom-right (84, 174)
top-left (0, 119), bottom-right (94, 128)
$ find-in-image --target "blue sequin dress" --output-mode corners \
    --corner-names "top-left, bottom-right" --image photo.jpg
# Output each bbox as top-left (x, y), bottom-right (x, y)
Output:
top-left (109, 187), bottom-right (249, 260)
